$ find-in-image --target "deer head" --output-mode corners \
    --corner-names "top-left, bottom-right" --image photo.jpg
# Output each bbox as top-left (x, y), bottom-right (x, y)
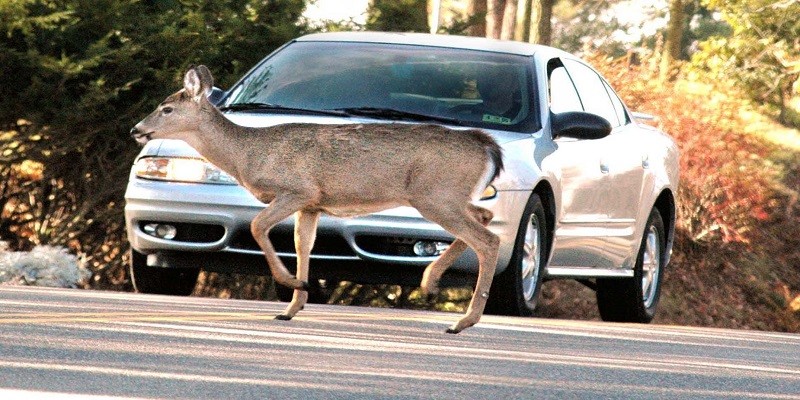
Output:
top-left (130, 65), bottom-right (215, 144)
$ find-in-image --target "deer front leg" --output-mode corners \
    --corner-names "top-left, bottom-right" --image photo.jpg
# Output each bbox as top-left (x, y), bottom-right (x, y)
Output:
top-left (276, 210), bottom-right (320, 321)
top-left (250, 195), bottom-right (309, 293)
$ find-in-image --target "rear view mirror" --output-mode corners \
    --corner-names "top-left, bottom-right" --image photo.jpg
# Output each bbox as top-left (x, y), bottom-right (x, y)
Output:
top-left (551, 111), bottom-right (611, 140)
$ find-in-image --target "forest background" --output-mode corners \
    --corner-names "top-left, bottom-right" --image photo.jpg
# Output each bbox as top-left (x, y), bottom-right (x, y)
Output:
top-left (0, 0), bottom-right (798, 332)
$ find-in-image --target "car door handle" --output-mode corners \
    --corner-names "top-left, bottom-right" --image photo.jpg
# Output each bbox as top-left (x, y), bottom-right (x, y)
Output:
top-left (600, 163), bottom-right (609, 174)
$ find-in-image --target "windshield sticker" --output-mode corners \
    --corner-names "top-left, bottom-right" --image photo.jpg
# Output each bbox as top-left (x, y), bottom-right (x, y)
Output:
top-left (482, 114), bottom-right (512, 125)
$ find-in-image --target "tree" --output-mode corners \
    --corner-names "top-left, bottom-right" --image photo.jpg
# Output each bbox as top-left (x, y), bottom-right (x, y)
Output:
top-left (466, 0), bottom-right (488, 37)
top-left (549, 0), bottom-right (622, 52)
top-left (529, 0), bottom-right (555, 45)
top-left (479, 0), bottom-right (555, 43)
top-left (500, 0), bottom-right (518, 39)
top-left (514, 0), bottom-right (531, 41)
top-left (0, 0), bottom-right (309, 287)
top-left (486, 0), bottom-right (504, 38)
top-left (693, 0), bottom-right (800, 126)
top-left (366, 0), bottom-right (429, 32)
top-left (660, 0), bottom-right (689, 81)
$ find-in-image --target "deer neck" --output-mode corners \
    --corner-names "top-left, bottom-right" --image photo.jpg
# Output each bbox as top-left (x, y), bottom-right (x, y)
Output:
top-left (176, 106), bottom-right (254, 182)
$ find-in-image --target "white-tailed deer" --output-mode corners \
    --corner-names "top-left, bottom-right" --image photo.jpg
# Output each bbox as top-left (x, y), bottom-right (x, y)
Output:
top-left (130, 65), bottom-right (503, 333)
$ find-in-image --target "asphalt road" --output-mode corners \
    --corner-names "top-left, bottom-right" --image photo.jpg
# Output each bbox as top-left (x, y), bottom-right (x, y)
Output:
top-left (0, 286), bottom-right (799, 399)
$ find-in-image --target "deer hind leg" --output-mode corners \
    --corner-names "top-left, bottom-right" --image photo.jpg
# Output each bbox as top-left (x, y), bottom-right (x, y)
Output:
top-left (413, 202), bottom-right (499, 334)
top-left (420, 204), bottom-right (494, 298)
top-left (250, 194), bottom-right (310, 293)
top-left (276, 210), bottom-right (320, 321)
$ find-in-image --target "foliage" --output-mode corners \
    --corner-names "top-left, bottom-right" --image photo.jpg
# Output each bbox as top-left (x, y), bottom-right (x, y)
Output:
top-left (551, 0), bottom-right (625, 55)
top-left (550, 0), bottom-right (727, 59)
top-left (589, 50), bottom-right (780, 244)
top-left (690, 0), bottom-right (800, 126)
top-left (0, 0), bottom-right (309, 288)
top-left (580, 48), bottom-right (800, 331)
top-left (366, 0), bottom-right (429, 33)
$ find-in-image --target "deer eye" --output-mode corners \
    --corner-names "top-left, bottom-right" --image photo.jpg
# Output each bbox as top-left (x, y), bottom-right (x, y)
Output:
top-left (162, 106), bottom-right (173, 115)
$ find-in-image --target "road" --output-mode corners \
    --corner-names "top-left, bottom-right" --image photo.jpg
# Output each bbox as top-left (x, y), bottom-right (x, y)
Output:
top-left (0, 286), bottom-right (799, 399)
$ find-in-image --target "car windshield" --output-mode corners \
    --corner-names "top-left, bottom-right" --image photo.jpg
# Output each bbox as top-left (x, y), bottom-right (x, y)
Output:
top-left (224, 41), bottom-right (538, 133)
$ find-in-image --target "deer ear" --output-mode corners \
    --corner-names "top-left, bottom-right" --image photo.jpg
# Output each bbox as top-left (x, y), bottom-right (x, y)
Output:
top-left (195, 65), bottom-right (214, 91)
top-left (183, 68), bottom-right (204, 102)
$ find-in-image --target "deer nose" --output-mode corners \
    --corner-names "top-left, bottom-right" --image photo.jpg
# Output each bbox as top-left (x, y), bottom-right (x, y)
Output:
top-left (129, 127), bottom-right (140, 137)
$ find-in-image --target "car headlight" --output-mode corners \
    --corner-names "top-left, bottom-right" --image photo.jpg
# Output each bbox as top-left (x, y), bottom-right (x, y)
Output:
top-left (134, 157), bottom-right (237, 185)
top-left (479, 185), bottom-right (497, 200)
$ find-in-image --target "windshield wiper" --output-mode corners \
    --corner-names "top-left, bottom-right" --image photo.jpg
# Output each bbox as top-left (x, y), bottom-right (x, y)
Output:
top-left (219, 102), bottom-right (348, 117)
top-left (332, 107), bottom-right (464, 126)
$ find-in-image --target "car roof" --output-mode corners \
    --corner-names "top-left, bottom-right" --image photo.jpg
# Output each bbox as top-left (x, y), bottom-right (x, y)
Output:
top-left (295, 31), bottom-right (569, 58)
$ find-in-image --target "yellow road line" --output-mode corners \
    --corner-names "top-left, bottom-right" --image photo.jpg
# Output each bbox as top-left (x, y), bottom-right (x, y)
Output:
top-left (0, 310), bottom-right (449, 325)
top-left (0, 311), bottom-right (275, 324)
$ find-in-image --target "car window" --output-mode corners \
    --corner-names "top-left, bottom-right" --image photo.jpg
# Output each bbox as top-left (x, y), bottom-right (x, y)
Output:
top-left (563, 59), bottom-right (620, 127)
top-left (603, 80), bottom-right (629, 126)
top-left (225, 41), bottom-right (539, 133)
top-left (547, 62), bottom-right (583, 114)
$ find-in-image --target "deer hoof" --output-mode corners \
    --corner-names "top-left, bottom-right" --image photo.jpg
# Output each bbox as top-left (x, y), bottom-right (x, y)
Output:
top-left (446, 320), bottom-right (476, 334)
top-left (274, 314), bottom-right (293, 321)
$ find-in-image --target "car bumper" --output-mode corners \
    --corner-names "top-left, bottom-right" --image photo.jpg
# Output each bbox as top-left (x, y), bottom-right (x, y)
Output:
top-left (124, 177), bottom-right (526, 282)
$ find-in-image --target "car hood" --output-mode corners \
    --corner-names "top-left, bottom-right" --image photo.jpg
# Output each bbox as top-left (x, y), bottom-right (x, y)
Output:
top-left (137, 112), bottom-right (528, 158)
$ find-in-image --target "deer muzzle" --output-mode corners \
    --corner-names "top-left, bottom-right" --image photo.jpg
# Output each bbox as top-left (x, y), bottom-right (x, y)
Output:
top-left (130, 127), bottom-right (153, 144)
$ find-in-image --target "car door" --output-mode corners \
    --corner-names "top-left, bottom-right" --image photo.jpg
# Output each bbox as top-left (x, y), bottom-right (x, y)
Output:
top-left (542, 59), bottom-right (616, 269)
top-left (562, 59), bottom-right (647, 267)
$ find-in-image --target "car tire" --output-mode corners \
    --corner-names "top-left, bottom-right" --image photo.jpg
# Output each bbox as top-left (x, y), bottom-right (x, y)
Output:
top-left (485, 193), bottom-right (547, 316)
top-left (129, 249), bottom-right (200, 296)
top-left (596, 208), bottom-right (665, 323)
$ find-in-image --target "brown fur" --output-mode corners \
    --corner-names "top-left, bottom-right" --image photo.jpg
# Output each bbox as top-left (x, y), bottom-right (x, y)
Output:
top-left (131, 65), bottom-right (504, 333)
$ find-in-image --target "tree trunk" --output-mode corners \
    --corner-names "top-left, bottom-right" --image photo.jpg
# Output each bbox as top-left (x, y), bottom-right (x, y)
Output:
top-left (514, 0), bottom-right (531, 42)
top-left (429, 0), bottom-right (442, 33)
top-left (467, 0), bottom-right (487, 37)
top-left (500, 0), bottom-right (518, 40)
top-left (528, 0), bottom-right (553, 45)
top-left (486, 0), bottom-right (505, 39)
top-left (660, 0), bottom-right (686, 82)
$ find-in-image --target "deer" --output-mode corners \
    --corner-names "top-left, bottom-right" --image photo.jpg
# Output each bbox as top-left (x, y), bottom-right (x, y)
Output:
top-left (130, 65), bottom-right (503, 334)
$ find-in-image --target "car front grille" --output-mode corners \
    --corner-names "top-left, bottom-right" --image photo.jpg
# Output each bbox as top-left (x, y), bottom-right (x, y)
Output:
top-left (356, 236), bottom-right (433, 257)
top-left (229, 229), bottom-right (357, 257)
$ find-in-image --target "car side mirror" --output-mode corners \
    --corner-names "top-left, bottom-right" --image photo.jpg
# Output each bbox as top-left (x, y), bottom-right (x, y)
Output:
top-left (208, 87), bottom-right (226, 106)
top-left (551, 111), bottom-right (612, 140)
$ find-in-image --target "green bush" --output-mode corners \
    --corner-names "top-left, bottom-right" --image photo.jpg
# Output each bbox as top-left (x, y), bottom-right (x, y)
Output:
top-left (0, 0), bottom-right (309, 288)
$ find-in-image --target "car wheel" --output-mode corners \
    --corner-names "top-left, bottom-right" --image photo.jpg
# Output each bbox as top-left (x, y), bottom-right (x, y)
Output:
top-left (596, 208), bottom-right (665, 323)
top-left (129, 249), bottom-right (200, 296)
top-left (486, 193), bottom-right (547, 316)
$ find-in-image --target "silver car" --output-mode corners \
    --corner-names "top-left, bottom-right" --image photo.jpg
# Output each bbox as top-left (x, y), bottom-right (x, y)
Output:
top-left (125, 32), bottom-right (679, 322)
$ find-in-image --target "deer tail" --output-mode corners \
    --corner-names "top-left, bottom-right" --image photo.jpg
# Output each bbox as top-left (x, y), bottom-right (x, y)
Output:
top-left (474, 130), bottom-right (504, 181)
top-left (471, 130), bottom-right (504, 201)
